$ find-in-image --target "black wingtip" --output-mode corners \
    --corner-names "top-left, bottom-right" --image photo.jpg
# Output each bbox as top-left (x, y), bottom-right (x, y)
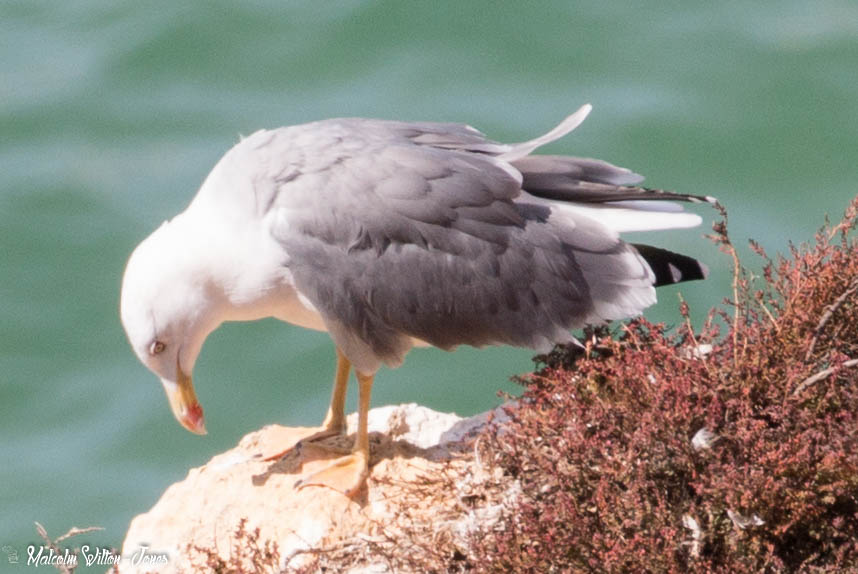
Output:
top-left (633, 244), bottom-right (708, 287)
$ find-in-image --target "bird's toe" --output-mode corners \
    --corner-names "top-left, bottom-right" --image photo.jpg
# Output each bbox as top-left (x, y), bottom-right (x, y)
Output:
top-left (293, 452), bottom-right (369, 498)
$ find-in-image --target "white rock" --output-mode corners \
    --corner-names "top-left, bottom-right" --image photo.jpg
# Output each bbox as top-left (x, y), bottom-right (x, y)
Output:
top-left (118, 403), bottom-right (508, 573)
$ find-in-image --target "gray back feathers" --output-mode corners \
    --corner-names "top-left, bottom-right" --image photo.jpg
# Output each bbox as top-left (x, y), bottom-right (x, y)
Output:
top-left (226, 116), bottom-right (707, 373)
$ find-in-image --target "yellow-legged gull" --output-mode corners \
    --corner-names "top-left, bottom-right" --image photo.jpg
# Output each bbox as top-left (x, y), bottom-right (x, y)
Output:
top-left (120, 105), bottom-right (711, 496)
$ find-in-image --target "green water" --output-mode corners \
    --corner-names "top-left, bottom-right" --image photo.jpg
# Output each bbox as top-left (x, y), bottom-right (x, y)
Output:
top-left (3, 1), bottom-right (857, 567)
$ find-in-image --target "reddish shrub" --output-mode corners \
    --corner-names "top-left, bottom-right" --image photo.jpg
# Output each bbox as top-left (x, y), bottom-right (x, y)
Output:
top-left (472, 197), bottom-right (858, 572)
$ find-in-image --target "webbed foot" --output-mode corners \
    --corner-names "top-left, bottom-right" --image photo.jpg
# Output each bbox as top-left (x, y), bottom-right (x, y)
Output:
top-left (293, 451), bottom-right (369, 498)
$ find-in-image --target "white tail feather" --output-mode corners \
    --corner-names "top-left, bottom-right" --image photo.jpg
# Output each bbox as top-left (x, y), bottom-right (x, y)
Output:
top-left (558, 203), bottom-right (703, 233)
top-left (520, 191), bottom-right (704, 234)
top-left (500, 104), bottom-right (593, 162)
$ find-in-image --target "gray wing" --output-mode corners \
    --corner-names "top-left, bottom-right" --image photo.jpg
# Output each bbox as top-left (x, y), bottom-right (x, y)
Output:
top-left (513, 155), bottom-right (714, 204)
top-left (264, 119), bottom-right (656, 373)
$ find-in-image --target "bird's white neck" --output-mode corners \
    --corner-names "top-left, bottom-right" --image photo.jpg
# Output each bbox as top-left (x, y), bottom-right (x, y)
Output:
top-left (174, 204), bottom-right (321, 330)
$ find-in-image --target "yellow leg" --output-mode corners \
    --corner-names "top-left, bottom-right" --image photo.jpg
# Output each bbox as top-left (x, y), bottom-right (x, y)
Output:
top-left (320, 347), bottom-right (350, 433)
top-left (294, 370), bottom-right (373, 497)
top-left (353, 370), bottom-right (373, 461)
top-left (262, 348), bottom-right (351, 461)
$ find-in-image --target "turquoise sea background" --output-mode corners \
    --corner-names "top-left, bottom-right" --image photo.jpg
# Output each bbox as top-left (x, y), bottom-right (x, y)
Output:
top-left (3, 1), bottom-right (858, 568)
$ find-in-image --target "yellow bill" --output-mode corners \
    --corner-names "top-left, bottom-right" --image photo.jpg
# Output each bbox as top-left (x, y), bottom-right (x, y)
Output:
top-left (161, 365), bottom-right (206, 435)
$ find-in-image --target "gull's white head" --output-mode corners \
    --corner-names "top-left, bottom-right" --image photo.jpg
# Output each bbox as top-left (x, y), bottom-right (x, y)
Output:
top-left (120, 218), bottom-right (225, 435)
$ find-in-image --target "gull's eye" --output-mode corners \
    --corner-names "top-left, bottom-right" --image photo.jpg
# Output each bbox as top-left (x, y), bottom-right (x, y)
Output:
top-left (149, 340), bottom-right (166, 356)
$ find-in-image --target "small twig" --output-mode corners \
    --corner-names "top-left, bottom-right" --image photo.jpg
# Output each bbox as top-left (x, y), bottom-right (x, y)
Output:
top-left (677, 293), bottom-right (713, 378)
top-left (35, 523), bottom-right (69, 574)
top-left (804, 279), bottom-right (858, 361)
top-left (760, 304), bottom-right (779, 332)
top-left (677, 292), bottom-right (698, 347)
top-left (54, 526), bottom-right (104, 545)
top-left (281, 541), bottom-right (358, 568)
top-left (756, 295), bottom-right (781, 334)
top-left (35, 522), bottom-right (50, 543)
top-left (35, 522), bottom-right (103, 574)
top-left (621, 323), bottom-right (642, 351)
top-left (707, 201), bottom-right (742, 366)
top-left (827, 216), bottom-right (854, 242)
top-left (793, 358), bottom-right (858, 396)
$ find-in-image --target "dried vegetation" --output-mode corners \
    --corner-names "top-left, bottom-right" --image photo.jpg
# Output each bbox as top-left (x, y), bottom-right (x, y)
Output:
top-left (470, 197), bottom-right (858, 572)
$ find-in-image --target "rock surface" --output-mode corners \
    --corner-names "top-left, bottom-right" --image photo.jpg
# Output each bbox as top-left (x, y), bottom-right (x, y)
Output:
top-left (119, 403), bottom-right (510, 573)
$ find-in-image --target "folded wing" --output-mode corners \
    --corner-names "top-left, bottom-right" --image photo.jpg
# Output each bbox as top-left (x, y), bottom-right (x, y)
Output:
top-left (262, 111), bottom-right (708, 372)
